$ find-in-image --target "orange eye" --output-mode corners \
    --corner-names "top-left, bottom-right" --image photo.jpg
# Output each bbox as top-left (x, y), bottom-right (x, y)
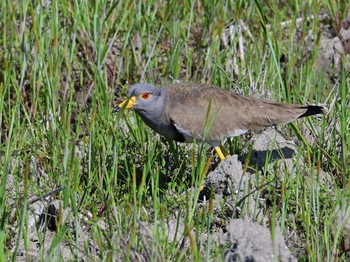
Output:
top-left (141, 93), bottom-right (150, 99)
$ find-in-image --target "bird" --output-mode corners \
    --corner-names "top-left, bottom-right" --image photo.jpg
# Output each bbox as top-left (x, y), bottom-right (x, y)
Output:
top-left (113, 83), bottom-right (323, 161)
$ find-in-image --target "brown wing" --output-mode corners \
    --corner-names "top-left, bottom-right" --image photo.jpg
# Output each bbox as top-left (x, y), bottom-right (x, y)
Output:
top-left (164, 83), bottom-right (317, 141)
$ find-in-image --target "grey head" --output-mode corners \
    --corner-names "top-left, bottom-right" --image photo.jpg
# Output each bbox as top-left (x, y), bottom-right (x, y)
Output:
top-left (127, 83), bottom-right (160, 97)
top-left (114, 83), bottom-right (172, 135)
top-left (126, 83), bottom-right (165, 117)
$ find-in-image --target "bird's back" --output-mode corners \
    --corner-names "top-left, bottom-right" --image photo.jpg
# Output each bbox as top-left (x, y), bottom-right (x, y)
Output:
top-left (164, 83), bottom-right (321, 141)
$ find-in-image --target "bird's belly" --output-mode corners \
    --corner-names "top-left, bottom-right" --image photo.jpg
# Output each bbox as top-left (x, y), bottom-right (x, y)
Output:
top-left (156, 125), bottom-right (186, 142)
top-left (226, 129), bottom-right (248, 138)
top-left (173, 122), bottom-right (248, 142)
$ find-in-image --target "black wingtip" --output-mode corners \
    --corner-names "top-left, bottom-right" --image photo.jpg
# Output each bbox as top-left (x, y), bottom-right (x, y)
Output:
top-left (299, 105), bottom-right (324, 118)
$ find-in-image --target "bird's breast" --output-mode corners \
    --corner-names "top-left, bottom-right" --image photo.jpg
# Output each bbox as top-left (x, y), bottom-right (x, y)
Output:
top-left (138, 113), bottom-right (186, 142)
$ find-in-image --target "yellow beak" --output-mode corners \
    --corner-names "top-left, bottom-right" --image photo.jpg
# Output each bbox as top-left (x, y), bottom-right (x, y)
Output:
top-left (113, 96), bottom-right (137, 112)
top-left (119, 96), bottom-right (137, 109)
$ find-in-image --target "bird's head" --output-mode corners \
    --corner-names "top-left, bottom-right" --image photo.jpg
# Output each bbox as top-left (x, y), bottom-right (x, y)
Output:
top-left (113, 83), bottom-right (165, 118)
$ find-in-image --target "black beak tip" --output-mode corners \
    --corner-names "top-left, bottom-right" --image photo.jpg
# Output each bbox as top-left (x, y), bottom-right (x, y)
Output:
top-left (112, 106), bottom-right (121, 113)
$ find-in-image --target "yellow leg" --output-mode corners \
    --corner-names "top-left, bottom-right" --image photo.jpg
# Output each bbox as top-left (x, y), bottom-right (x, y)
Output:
top-left (214, 147), bottom-right (226, 161)
top-left (220, 144), bottom-right (230, 158)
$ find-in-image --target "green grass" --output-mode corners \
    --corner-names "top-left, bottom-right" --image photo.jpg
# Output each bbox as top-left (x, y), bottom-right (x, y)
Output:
top-left (1, 0), bottom-right (349, 261)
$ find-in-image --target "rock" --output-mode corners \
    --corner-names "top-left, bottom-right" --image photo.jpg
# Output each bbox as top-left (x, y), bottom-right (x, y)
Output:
top-left (241, 128), bottom-right (298, 172)
top-left (317, 35), bottom-right (344, 78)
top-left (225, 219), bottom-right (296, 262)
top-left (166, 218), bottom-right (186, 244)
top-left (304, 25), bottom-right (350, 82)
top-left (14, 199), bottom-right (95, 261)
top-left (205, 155), bottom-right (243, 195)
